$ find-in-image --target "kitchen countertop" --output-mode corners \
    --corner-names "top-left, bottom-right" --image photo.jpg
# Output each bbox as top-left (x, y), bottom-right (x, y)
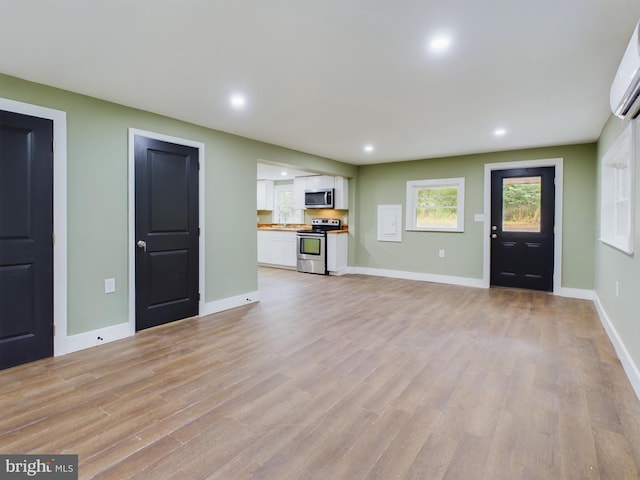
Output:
top-left (257, 224), bottom-right (348, 233)
top-left (257, 224), bottom-right (309, 232)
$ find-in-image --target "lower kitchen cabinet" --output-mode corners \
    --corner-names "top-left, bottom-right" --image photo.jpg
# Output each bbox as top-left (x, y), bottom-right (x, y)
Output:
top-left (327, 232), bottom-right (348, 274)
top-left (257, 231), bottom-right (297, 268)
top-left (283, 233), bottom-right (297, 267)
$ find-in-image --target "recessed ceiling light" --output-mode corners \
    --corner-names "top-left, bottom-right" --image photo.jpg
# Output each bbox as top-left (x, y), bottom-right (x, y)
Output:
top-left (364, 144), bottom-right (375, 153)
top-left (230, 94), bottom-right (247, 109)
top-left (494, 128), bottom-right (507, 137)
top-left (280, 171), bottom-right (288, 177)
top-left (429, 35), bottom-right (452, 53)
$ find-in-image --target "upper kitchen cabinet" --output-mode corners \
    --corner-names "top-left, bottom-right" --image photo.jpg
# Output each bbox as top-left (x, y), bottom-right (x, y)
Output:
top-left (333, 176), bottom-right (349, 210)
top-left (293, 175), bottom-right (349, 210)
top-left (257, 179), bottom-right (274, 210)
top-left (306, 175), bottom-right (335, 189)
top-left (294, 177), bottom-right (307, 210)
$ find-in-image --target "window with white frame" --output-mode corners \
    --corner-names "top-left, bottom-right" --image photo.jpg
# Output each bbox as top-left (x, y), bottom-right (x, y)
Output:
top-left (273, 184), bottom-right (303, 225)
top-left (600, 123), bottom-right (635, 254)
top-left (406, 177), bottom-right (465, 232)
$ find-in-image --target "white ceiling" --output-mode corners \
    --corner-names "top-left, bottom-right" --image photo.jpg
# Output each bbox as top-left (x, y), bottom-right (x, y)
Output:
top-left (1, 1), bottom-right (639, 165)
top-left (257, 162), bottom-right (316, 181)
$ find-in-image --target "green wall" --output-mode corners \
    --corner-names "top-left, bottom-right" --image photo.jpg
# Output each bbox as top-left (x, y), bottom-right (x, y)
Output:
top-left (0, 73), bottom-right (354, 335)
top-left (595, 115), bottom-right (640, 372)
top-left (0, 72), bottom-right (603, 341)
top-left (353, 143), bottom-right (597, 289)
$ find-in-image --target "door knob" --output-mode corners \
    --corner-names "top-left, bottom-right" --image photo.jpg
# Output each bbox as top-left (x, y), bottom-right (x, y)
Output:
top-left (136, 240), bottom-right (147, 252)
top-left (491, 233), bottom-right (497, 239)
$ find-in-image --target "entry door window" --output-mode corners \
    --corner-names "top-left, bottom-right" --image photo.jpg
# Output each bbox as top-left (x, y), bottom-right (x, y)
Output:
top-left (502, 176), bottom-right (541, 232)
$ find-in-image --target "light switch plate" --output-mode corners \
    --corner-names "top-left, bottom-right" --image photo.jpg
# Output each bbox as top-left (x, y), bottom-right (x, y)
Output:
top-left (104, 278), bottom-right (116, 294)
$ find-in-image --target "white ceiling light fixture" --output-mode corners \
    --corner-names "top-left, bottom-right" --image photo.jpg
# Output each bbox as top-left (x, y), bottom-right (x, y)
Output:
top-left (229, 93), bottom-right (247, 109)
top-left (364, 144), bottom-right (375, 153)
top-left (429, 34), bottom-right (452, 53)
top-left (494, 128), bottom-right (507, 137)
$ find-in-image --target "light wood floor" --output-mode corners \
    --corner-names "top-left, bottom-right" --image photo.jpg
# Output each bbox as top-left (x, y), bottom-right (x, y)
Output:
top-left (2, 268), bottom-right (640, 479)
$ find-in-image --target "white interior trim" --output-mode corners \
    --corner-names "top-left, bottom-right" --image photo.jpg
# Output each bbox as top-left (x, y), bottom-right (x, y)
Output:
top-left (201, 291), bottom-right (260, 317)
top-left (65, 321), bottom-right (131, 354)
top-left (351, 266), bottom-right (486, 289)
top-left (127, 128), bottom-right (206, 335)
top-left (594, 293), bottom-right (640, 402)
top-left (0, 98), bottom-right (68, 356)
top-left (482, 158), bottom-right (564, 293)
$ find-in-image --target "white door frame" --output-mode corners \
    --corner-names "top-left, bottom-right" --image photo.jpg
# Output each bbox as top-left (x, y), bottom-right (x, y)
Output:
top-left (0, 98), bottom-right (68, 356)
top-left (483, 158), bottom-right (564, 293)
top-left (127, 128), bottom-right (206, 334)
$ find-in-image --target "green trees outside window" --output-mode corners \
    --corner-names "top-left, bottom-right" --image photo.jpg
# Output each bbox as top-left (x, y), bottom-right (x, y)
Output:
top-left (502, 177), bottom-right (541, 232)
top-left (416, 186), bottom-right (459, 228)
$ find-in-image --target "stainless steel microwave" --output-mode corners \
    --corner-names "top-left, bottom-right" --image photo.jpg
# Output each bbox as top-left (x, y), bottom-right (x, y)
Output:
top-left (304, 188), bottom-right (334, 209)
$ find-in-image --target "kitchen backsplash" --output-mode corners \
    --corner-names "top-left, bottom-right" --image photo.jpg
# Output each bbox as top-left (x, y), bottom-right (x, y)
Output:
top-left (257, 209), bottom-right (348, 226)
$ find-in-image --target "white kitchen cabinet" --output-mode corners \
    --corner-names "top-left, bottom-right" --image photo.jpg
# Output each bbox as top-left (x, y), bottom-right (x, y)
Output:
top-left (257, 231), bottom-right (297, 268)
top-left (257, 231), bottom-right (275, 263)
top-left (283, 232), bottom-right (297, 267)
top-left (256, 179), bottom-right (274, 210)
top-left (293, 176), bottom-right (307, 210)
top-left (327, 232), bottom-right (348, 274)
top-left (334, 176), bottom-right (349, 209)
top-left (305, 175), bottom-right (335, 190)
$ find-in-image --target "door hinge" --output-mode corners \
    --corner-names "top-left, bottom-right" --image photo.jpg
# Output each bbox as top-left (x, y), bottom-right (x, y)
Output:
top-left (52, 141), bottom-right (55, 153)
top-left (198, 227), bottom-right (201, 236)
top-left (53, 324), bottom-right (56, 336)
top-left (52, 232), bottom-right (56, 246)
top-left (197, 292), bottom-right (201, 301)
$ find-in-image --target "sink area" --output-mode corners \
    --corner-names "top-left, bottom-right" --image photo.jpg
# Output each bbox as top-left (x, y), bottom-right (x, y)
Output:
top-left (258, 224), bottom-right (309, 232)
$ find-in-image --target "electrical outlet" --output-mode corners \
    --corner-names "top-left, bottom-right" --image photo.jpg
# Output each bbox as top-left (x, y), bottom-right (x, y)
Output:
top-left (104, 278), bottom-right (116, 294)
top-left (439, 249), bottom-right (445, 258)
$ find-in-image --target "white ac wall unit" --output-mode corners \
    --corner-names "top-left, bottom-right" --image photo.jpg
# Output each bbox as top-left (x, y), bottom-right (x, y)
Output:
top-left (610, 20), bottom-right (640, 119)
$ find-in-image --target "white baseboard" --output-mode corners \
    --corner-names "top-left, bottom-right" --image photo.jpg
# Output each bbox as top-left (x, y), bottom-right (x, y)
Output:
top-left (594, 294), bottom-right (640, 402)
top-left (63, 322), bottom-right (134, 355)
top-left (200, 290), bottom-right (260, 317)
top-left (350, 266), bottom-right (486, 289)
top-left (60, 290), bottom-right (260, 356)
top-left (329, 268), bottom-right (349, 276)
top-left (554, 287), bottom-right (595, 300)
top-left (349, 267), bottom-right (596, 300)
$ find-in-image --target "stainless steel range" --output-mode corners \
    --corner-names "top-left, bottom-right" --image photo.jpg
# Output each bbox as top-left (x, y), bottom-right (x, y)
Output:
top-left (296, 218), bottom-right (341, 275)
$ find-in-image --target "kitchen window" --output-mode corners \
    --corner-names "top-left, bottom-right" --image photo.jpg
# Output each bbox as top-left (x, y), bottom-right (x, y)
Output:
top-left (274, 184), bottom-right (303, 225)
top-left (600, 123), bottom-right (635, 254)
top-left (406, 177), bottom-right (465, 232)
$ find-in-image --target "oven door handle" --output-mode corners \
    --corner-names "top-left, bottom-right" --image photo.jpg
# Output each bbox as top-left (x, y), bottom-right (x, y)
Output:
top-left (297, 232), bottom-right (325, 238)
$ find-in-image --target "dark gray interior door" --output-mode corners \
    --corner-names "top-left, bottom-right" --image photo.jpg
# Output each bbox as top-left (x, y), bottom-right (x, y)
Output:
top-left (490, 167), bottom-right (555, 292)
top-left (0, 110), bottom-right (54, 369)
top-left (134, 136), bottom-right (199, 331)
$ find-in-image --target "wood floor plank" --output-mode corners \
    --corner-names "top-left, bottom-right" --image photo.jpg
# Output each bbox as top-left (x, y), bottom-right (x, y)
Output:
top-left (1, 267), bottom-right (639, 479)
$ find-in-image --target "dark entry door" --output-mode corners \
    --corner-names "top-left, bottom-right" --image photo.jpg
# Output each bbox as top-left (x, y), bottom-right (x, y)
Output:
top-left (134, 136), bottom-right (199, 331)
top-left (490, 167), bottom-right (555, 292)
top-left (0, 110), bottom-right (54, 369)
